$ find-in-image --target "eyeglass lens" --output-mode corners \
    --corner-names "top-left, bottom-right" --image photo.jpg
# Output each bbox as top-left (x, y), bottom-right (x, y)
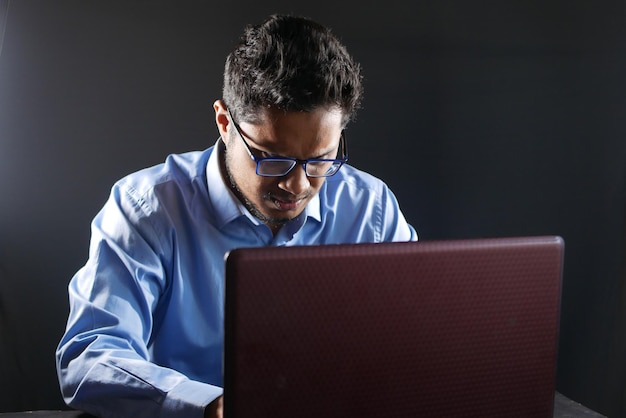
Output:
top-left (257, 159), bottom-right (341, 177)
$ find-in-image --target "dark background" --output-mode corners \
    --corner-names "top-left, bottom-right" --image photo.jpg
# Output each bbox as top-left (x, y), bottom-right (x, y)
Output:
top-left (1, 0), bottom-right (624, 416)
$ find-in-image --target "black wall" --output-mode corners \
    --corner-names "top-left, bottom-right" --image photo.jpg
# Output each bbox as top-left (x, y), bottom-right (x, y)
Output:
top-left (1, 1), bottom-right (624, 416)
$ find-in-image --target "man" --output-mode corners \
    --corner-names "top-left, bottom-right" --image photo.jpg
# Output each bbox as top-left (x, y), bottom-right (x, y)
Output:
top-left (56, 14), bottom-right (416, 418)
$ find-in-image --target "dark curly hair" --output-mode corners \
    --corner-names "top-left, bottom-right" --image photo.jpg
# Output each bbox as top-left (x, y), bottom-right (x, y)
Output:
top-left (222, 14), bottom-right (363, 127)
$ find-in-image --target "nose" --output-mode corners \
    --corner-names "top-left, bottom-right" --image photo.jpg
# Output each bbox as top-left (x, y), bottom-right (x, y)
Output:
top-left (278, 164), bottom-right (310, 196)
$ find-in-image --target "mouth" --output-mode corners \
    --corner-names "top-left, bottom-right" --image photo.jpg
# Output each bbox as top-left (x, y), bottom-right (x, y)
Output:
top-left (270, 196), bottom-right (303, 211)
top-left (267, 193), bottom-right (308, 212)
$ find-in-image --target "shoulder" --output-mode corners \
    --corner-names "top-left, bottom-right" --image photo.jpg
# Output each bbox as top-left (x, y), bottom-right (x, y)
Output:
top-left (114, 148), bottom-right (212, 196)
top-left (118, 149), bottom-right (212, 194)
top-left (109, 148), bottom-right (214, 217)
top-left (316, 164), bottom-right (417, 242)
top-left (323, 163), bottom-right (390, 198)
top-left (319, 163), bottom-right (397, 218)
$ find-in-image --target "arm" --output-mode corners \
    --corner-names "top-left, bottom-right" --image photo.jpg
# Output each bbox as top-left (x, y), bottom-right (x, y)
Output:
top-left (56, 181), bottom-right (222, 417)
top-left (380, 184), bottom-right (418, 243)
top-left (205, 396), bottom-right (223, 418)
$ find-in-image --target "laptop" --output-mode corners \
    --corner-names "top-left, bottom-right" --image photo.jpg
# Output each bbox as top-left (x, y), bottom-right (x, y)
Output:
top-left (223, 236), bottom-right (564, 418)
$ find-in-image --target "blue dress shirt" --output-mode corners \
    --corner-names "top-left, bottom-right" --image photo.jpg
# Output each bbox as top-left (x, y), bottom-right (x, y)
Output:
top-left (56, 140), bottom-right (417, 418)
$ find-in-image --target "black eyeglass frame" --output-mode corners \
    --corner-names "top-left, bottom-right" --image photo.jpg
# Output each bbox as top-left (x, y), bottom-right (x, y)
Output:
top-left (227, 109), bottom-right (348, 178)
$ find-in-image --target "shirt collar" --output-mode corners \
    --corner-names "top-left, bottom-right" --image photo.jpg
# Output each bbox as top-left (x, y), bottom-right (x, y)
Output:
top-left (205, 138), bottom-right (246, 229)
top-left (305, 188), bottom-right (321, 223)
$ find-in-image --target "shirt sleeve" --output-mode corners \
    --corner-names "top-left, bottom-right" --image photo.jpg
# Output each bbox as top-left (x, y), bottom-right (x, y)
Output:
top-left (379, 184), bottom-right (418, 243)
top-left (55, 180), bottom-right (222, 418)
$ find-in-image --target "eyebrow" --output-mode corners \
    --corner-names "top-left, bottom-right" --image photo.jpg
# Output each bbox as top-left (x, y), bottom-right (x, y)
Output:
top-left (245, 134), bottom-right (338, 160)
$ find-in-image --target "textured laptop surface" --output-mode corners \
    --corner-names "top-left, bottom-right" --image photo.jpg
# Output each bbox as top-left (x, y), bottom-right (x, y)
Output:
top-left (224, 236), bottom-right (564, 418)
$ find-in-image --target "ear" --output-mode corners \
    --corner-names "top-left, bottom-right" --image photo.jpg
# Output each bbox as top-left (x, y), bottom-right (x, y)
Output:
top-left (213, 99), bottom-right (230, 142)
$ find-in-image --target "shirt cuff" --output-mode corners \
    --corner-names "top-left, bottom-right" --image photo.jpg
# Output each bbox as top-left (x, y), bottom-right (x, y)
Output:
top-left (161, 379), bottom-right (223, 418)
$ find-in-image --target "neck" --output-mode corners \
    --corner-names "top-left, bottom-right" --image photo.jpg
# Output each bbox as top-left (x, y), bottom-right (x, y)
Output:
top-left (217, 139), bottom-right (284, 236)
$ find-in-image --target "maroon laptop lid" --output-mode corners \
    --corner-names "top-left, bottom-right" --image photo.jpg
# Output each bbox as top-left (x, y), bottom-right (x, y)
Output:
top-left (223, 236), bottom-right (564, 418)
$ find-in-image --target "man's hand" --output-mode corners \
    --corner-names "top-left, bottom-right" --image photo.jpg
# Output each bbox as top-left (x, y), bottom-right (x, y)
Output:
top-left (204, 396), bottom-right (223, 418)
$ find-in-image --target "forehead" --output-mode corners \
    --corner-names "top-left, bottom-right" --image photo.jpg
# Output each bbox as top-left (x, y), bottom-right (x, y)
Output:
top-left (240, 107), bottom-right (344, 157)
top-left (252, 106), bottom-right (343, 127)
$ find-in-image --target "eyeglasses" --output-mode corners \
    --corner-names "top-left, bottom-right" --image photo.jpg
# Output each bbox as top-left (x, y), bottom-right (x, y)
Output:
top-left (227, 109), bottom-right (348, 178)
